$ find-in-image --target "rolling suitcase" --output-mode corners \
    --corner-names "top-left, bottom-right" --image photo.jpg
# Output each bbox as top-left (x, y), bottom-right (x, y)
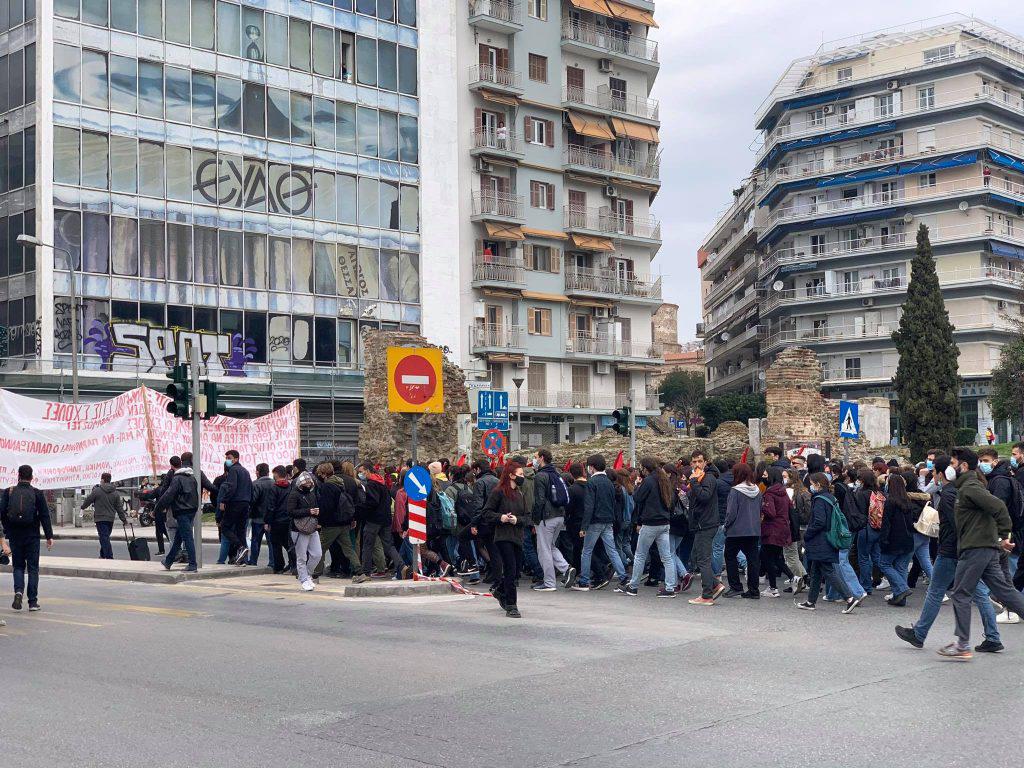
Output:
top-left (122, 520), bottom-right (152, 561)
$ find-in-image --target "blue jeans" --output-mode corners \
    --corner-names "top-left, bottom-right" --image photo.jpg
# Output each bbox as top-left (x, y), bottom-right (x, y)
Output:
top-left (96, 520), bottom-right (114, 559)
top-left (630, 525), bottom-right (676, 590)
top-left (912, 532), bottom-right (933, 579)
top-left (580, 523), bottom-right (625, 586)
top-left (913, 554), bottom-right (999, 643)
top-left (880, 551), bottom-right (911, 595)
top-left (857, 527), bottom-right (882, 592)
top-left (163, 512), bottom-right (197, 569)
top-left (711, 525), bottom-right (746, 576)
top-left (669, 533), bottom-right (689, 582)
top-left (217, 536), bottom-right (231, 564)
top-left (248, 521), bottom-right (271, 567)
top-left (826, 549), bottom-right (865, 599)
top-left (522, 525), bottom-right (543, 579)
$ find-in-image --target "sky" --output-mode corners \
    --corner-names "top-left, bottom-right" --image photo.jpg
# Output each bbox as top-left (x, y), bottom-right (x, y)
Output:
top-left (650, 1), bottom-right (1024, 343)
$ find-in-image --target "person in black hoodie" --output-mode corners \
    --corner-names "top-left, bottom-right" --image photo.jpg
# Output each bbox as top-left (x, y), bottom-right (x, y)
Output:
top-left (0, 465), bottom-right (53, 611)
top-left (264, 466), bottom-right (296, 574)
top-left (312, 462), bottom-right (361, 581)
top-left (356, 461), bottom-right (409, 579)
top-left (686, 450), bottom-right (724, 605)
top-left (879, 473), bottom-right (915, 606)
top-left (617, 457), bottom-right (677, 597)
top-left (573, 454), bottom-right (627, 591)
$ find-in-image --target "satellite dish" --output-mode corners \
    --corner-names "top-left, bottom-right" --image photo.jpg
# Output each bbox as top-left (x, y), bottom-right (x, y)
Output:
top-left (903, 212), bottom-right (914, 224)
top-left (958, 201), bottom-right (969, 212)
top-left (720, 332), bottom-right (731, 342)
top-left (772, 280), bottom-right (784, 292)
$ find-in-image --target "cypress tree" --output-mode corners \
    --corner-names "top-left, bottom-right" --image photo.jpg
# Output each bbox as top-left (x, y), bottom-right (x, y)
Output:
top-left (891, 224), bottom-right (960, 458)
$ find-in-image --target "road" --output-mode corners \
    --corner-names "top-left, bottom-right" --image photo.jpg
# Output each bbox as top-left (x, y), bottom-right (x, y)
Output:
top-left (0, 575), bottom-right (1019, 768)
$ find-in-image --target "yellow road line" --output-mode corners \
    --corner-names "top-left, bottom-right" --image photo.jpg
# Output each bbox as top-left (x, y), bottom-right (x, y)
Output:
top-left (45, 598), bottom-right (205, 619)
top-left (28, 616), bottom-right (104, 628)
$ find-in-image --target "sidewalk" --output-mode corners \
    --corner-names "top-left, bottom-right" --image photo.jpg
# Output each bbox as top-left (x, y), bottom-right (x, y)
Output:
top-left (50, 524), bottom-right (221, 544)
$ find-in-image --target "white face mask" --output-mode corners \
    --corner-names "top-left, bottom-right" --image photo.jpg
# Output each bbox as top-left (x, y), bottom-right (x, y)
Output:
top-left (944, 465), bottom-right (956, 481)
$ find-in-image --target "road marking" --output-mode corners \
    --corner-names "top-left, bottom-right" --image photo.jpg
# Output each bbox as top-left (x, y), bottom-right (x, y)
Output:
top-left (45, 598), bottom-right (205, 619)
top-left (28, 616), bottom-right (104, 628)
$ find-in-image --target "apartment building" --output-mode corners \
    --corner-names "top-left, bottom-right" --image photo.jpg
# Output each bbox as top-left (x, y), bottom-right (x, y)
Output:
top-left (701, 16), bottom-right (1024, 439)
top-left (447, 0), bottom-right (664, 444)
top-left (0, 0), bottom-right (424, 460)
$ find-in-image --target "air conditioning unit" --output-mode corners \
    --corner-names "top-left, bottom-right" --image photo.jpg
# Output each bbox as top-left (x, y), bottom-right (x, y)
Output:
top-left (595, 361), bottom-right (612, 375)
top-left (887, 79), bottom-right (900, 90)
top-left (603, 184), bottom-right (618, 198)
top-left (822, 104), bottom-right (836, 116)
top-left (476, 157), bottom-right (492, 173)
top-left (862, 298), bottom-right (875, 307)
top-left (593, 306), bottom-right (610, 319)
top-left (515, 355), bottom-right (530, 369)
top-left (473, 300), bottom-right (486, 319)
top-left (598, 58), bottom-right (613, 73)
top-left (695, 322), bottom-right (706, 336)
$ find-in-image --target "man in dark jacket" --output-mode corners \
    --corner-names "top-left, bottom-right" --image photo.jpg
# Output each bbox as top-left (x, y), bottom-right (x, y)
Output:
top-left (572, 454), bottom-right (626, 591)
top-left (939, 449), bottom-right (1024, 659)
top-left (265, 466), bottom-right (296, 574)
top-left (154, 455), bottom-right (212, 572)
top-left (139, 456), bottom-right (179, 554)
top-left (356, 462), bottom-right (408, 579)
top-left (248, 463), bottom-right (275, 567)
top-left (687, 450), bottom-right (724, 603)
top-left (0, 465), bottom-right (53, 611)
top-left (218, 449), bottom-right (253, 565)
top-left (562, 463), bottom-right (587, 583)
top-left (765, 447), bottom-right (790, 469)
top-left (978, 447), bottom-right (1022, 617)
top-left (313, 463), bottom-right (361, 580)
top-left (80, 472), bottom-right (127, 559)
top-left (531, 449), bottom-right (574, 591)
top-left (472, 460), bottom-right (499, 513)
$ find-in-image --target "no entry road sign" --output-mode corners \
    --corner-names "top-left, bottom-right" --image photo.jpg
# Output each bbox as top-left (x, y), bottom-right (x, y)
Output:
top-left (387, 347), bottom-right (444, 413)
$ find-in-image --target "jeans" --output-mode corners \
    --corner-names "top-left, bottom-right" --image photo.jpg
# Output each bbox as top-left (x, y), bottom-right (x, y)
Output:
top-left (8, 529), bottom-right (40, 602)
top-left (291, 530), bottom-right (323, 584)
top-left (856, 527), bottom-right (882, 592)
top-left (162, 511), bottom-right (197, 570)
top-left (912, 555), bottom-right (999, 643)
top-left (711, 525), bottom-right (745, 576)
top-left (725, 536), bottom-right (760, 593)
top-left (826, 549), bottom-right (866, 600)
top-left (248, 521), bottom-right (270, 567)
top-left (630, 525), bottom-right (676, 590)
top-left (521, 525), bottom-right (543, 579)
top-left (911, 532), bottom-right (933, 580)
top-left (536, 517), bottom-right (570, 588)
top-left (96, 520), bottom-right (114, 559)
top-left (692, 526), bottom-right (719, 598)
top-left (669, 533), bottom-right (689, 583)
top-left (216, 536), bottom-right (231, 564)
top-left (880, 551), bottom-right (911, 596)
top-left (806, 559), bottom-right (851, 605)
top-left (950, 547), bottom-right (1024, 644)
top-left (579, 523), bottom-right (625, 586)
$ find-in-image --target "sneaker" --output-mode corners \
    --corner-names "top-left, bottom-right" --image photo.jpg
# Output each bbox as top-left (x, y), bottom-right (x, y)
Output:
top-left (11, 593), bottom-right (22, 611)
top-left (997, 610), bottom-right (1021, 624)
top-left (401, 566), bottom-right (413, 580)
top-left (740, 591), bottom-right (760, 599)
top-left (615, 584), bottom-right (638, 596)
top-left (440, 563), bottom-right (454, 578)
top-left (561, 567), bottom-right (578, 588)
top-left (161, 560), bottom-right (172, 571)
top-left (370, 570), bottom-right (389, 579)
top-left (842, 595), bottom-right (865, 614)
top-left (942, 594), bottom-right (950, 603)
top-left (710, 582), bottom-right (727, 601)
top-left (936, 643), bottom-right (972, 661)
top-left (531, 584), bottom-right (556, 592)
top-left (877, 578), bottom-right (891, 590)
top-left (233, 548), bottom-right (250, 566)
top-left (794, 576), bottom-right (807, 595)
top-left (0, 617), bottom-right (5, 626)
top-left (591, 578), bottom-right (610, 591)
top-left (183, 567), bottom-right (198, 572)
top-left (722, 588), bottom-right (742, 598)
top-left (656, 588), bottom-right (676, 598)
top-left (795, 601), bottom-right (816, 611)
top-left (505, 606), bottom-right (522, 619)
top-left (895, 625), bottom-right (923, 648)
top-left (570, 584), bottom-right (590, 592)
top-left (688, 596), bottom-right (715, 606)
top-left (761, 588), bottom-right (780, 598)
top-left (884, 593), bottom-right (894, 602)
top-left (300, 580), bottom-right (315, 592)
top-left (974, 639), bottom-right (1005, 653)
top-left (887, 590), bottom-right (911, 607)
top-left (28, 603), bottom-right (40, 612)
top-left (679, 573), bottom-right (693, 592)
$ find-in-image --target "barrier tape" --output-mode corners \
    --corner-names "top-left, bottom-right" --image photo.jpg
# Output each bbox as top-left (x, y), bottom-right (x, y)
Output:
top-left (412, 571), bottom-right (492, 598)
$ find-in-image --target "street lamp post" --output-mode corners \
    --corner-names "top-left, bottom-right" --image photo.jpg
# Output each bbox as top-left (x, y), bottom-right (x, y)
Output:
top-left (512, 376), bottom-right (525, 452)
top-left (18, 235), bottom-right (78, 404)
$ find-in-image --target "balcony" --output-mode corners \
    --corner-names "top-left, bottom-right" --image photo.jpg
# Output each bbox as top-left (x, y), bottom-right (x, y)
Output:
top-left (471, 323), bottom-right (526, 353)
top-left (706, 360), bottom-right (760, 395)
top-left (472, 256), bottom-right (525, 288)
top-left (472, 190), bottom-right (525, 222)
top-left (525, 389), bottom-right (660, 411)
top-left (703, 253), bottom-right (757, 305)
top-left (563, 145), bottom-right (660, 182)
top-left (468, 63), bottom-right (524, 95)
top-left (566, 332), bottom-right (663, 361)
top-left (704, 288), bottom-right (758, 335)
top-left (471, 128), bottom-right (524, 160)
top-left (564, 267), bottom-right (662, 303)
top-left (562, 85), bottom-right (659, 123)
top-left (705, 324), bottom-right (762, 363)
top-left (563, 205), bottom-right (661, 243)
top-left (468, 0), bottom-right (523, 33)
top-left (560, 18), bottom-right (659, 70)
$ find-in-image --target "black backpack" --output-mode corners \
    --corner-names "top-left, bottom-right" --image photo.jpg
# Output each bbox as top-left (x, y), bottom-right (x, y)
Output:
top-left (5, 485), bottom-right (37, 525)
top-left (842, 487), bottom-right (868, 533)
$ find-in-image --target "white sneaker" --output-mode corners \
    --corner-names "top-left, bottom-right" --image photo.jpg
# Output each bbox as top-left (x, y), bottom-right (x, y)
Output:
top-left (996, 610), bottom-right (1021, 624)
top-left (884, 593), bottom-right (894, 602)
top-left (877, 578), bottom-right (891, 591)
top-left (761, 588), bottom-right (780, 598)
top-left (942, 594), bottom-right (950, 604)
top-left (301, 580), bottom-right (315, 592)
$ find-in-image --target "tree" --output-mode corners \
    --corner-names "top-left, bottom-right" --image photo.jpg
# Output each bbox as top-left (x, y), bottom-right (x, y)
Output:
top-left (697, 392), bottom-right (766, 432)
top-left (891, 224), bottom-right (960, 459)
top-left (659, 370), bottom-right (704, 434)
top-left (989, 320), bottom-right (1024, 434)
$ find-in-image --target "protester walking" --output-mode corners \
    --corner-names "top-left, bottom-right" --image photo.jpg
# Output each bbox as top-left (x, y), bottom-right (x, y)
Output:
top-left (288, 471), bottom-right (321, 591)
top-left (314, 462), bottom-right (362, 580)
top-left (617, 457), bottom-right (677, 597)
top-left (0, 465), bottom-right (54, 611)
top-left (481, 460), bottom-right (529, 618)
top-left (265, 466), bottom-right (296, 574)
top-left (573, 454), bottom-right (628, 591)
top-left (722, 463), bottom-right (762, 599)
top-left (531, 449), bottom-right (574, 591)
top-left (218, 449), bottom-right (253, 565)
top-left (760, 467), bottom-right (792, 597)
top-left (795, 473), bottom-right (862, 614)
top-left (879, 473), bottom-right (915, 606)
top-left (782, 468), bottom-right (808, 593)
top-left (248, 463), bottom-right (275, 568)
top-left (80, 473), bottom-right (127, 559)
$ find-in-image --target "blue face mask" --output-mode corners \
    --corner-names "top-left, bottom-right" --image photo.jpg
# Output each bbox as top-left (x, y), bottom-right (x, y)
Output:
top-left (926, 460), bottom-right (934, 470)
top-left (1012, 457), bottom-right (1020, 469)
top-left (979, 462), bottom-right (993, 475)
top-left (225, 459), bottom-right (234, 467)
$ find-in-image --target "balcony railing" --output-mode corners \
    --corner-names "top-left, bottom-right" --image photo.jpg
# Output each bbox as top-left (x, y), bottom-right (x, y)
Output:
top-left (564, 267), bottom-right (662, 301)
top-left (566, 333), bottom-right (663, 359)
top-left (469, 0), bottom-right (522, 25)
top-left (472, 127), bottom-right (522, 155)
top-left (704, 253), bottom-right (757, 304)
top-left (564, 205), bottom-right (661, 240)
top-left (472, 323), bottom-right (525, 350)
top-left (472, 190), bottom-right (525, 219)
top-left (472, 256), bottom-right (525, 285)
top-left (563, 85), bottom-right (659, 122)
top-left (560, 18), bottom-right (658, 63)
top-left (563, 145), bottom-right (660, 180)
top-left (469, 63), bottom-right (522, 90)
top-left (707, 360), bottom-right (759, 391)
top-left (704, 289), bottom-right (758, 334)
top-left (526, 390), bottom-right (660, 410)
top-left (705, 324), bottom-right (762, 361)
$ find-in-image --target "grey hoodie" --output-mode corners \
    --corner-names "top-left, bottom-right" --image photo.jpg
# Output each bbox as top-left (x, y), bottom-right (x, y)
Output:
top-left (724, 483), bottom-right (762, 538)
top-left (81, 482), bottom-right (126, 524)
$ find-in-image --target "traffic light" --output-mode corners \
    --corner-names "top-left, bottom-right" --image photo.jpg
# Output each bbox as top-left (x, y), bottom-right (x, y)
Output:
top-left (165, 364), bottom-right (190, 419)
top-left (202, 380), bottom-right (228, 420)
top-left (612, 407), bottom-right (631, 436)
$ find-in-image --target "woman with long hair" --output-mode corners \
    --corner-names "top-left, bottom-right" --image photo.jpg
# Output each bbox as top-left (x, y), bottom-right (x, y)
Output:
top-left (723, 462), bottom-right (762, 598)
top-left (879, 472), bottom-right (915, 606)
top-left (481, 460), bottom-right (529, 618)
top-left (795, 472), bottom-right (863, 614)
top-left (612, 469), bottom-right (635, 568)
top-left (760, 467), bottom-right (793, 597)
top-left (617, 457), bottom-right (677, 597)
top-left (782, 468), bottom-right (808, 593)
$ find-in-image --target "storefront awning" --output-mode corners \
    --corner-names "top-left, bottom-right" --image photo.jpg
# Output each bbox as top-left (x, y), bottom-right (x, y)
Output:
top-left (480, 90), bottom-right (520, 106)
top-left (484, 222), bottom-right (525, 241)
top-left (568, 0), bottom-right (613, 14)
top-left (605, 0), bottom-right (658, 27)
top-left (611, 117), bottom-right (659, 143)
top-left (568, 111), bottom-right (616, 140)
top-left (522, 226), bottom-right (569, 240)
top-left (571, 234), bottom-right (616, 251)
top-left (522, 291), bottom-right (571, 303)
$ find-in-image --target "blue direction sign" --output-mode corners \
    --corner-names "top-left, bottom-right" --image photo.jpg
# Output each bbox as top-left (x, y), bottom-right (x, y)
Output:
top-left (404, 465), bottom-right (432, 502)
top-left (477, 390), bottom-right (510, 431)
top-left (839, 400), bottom-right (860, 439)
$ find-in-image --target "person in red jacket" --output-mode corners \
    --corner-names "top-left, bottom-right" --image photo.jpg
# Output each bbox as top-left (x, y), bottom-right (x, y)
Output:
top-left (760, 467), bottom-right (793, 597)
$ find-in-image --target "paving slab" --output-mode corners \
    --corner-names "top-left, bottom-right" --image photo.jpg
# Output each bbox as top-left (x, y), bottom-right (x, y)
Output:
top-left (0, 557), bottom-right (270, 584)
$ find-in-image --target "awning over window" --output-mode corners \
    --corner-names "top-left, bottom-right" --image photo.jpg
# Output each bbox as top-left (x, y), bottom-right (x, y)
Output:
top-left (605, 0), bottom-right (658, 27)
top-left (568, 0), bottom-right (612, 14)
top-left (990, 241), bottom-right (1024, 260)
top-left (760, 121), bottom-right (897, 168)
top-left (568, 112), bottom-right (616, 140)
top-left (522, 227), bottom-right (569, 240)
top-left (484, 222), bottom-right (525, 241)
top-left (571, 234), bottom-right (616, 251)
top-left (480, 90), bottom-right (520, 106)
top-left (522, 290), bottom-right (571, 303)
top-left (762, 208), bottom-right (906, 247)
top-left (781, 88), bottom-right (853, 112)
top-left (987, 148), bottom-right (1024, 174)
top-left (611, 117), bottom-right (660, 143)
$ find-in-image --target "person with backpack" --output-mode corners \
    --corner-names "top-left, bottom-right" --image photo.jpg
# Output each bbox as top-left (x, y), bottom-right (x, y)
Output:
top-left (0, 465), bottom-right (53, 611)
top-left (450, 465), bottom-right (482, 580)
top-left (977, 446), bottom-right (1022, 623)
top-left (616, 457), bottom-right (677, 598)
top-left (721, 462), bottom-right (762, 599)
top-left (312, 462), bottom-right (361, 580)
top-left (825, 467), bottom-right (870, 604)
top-left (878, 473), bottom-right (915, 606)
top-left (356, 462), bottom-right (408, 580)
top-left (531, 449), bottom-right (574, 592)
top-left (80, 472), bottom-right (127, 559)
top-left (760, 467), bottom-right (792, 598)
top-left (782, 469), bottom-right (808, 593)
top-left (795, 472), bottom-right (863, 614)
top-left (422, 461), bottom-right (456, 577)
top-left (573, 454), bottom-right (628, 592)
top-left (855, 469), bottom-right (886, 595)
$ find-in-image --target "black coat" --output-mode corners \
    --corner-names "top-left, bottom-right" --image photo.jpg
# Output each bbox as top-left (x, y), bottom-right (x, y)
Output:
top-left (633, 473), bottom-right (670, 527)
top-left (803, 491), bottom-right (839, 563)
top-left (880, 497), bottom-right (914, 555)
top-left (358, 478), bottom-right (392, 527)
top-left (286, 487), bottom-right (318, 533)
top-left (318, 476), bottom-right (355, 527)
top-left (219, 462), bottom-right (253, 505)
top-left (482, 487), bottom-right (528, 544)
top-left (582, 472), bottom-right (616, 527)
top-left (936, 482), bottom-right (959, 559)
top-left (687, 466), bottom-right (719, 532)
top-left (715, 470), bottom-right (733, 525)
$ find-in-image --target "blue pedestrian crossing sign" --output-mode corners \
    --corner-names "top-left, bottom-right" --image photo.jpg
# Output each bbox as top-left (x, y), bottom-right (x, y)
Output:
top-left (477, 390), bottom-right (510, 431)
top-left (839, 401), bottom-right (859, 439)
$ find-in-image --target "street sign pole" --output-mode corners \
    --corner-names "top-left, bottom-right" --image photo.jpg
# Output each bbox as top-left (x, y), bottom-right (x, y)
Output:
top-left (190, 351), bottom-right (203, 569)
top-left (843, 437), bottom-right (849, 466)
top-left (628, 391), bottom-right (637, 467)
top-left (410, 413), bottom-right (419, 465)
top-left (512, 378), bottom-right (524, 452)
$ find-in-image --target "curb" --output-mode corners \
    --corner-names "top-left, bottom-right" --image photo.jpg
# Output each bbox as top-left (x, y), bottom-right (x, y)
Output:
top-left (0, 563), bottom-right (272, 584)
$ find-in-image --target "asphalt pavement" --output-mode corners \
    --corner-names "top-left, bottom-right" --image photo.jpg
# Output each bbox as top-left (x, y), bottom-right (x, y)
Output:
top-left (0, 575), bottom-right (1020, 768)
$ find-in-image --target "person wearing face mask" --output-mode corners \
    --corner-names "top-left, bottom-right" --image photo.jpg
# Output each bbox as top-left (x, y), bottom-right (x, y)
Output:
top-left (264, 466), bottom-right (297, 574)
top-left (616, 457), bottom-right (677, 598)
top-left (573, 454), bottom-right (628, 592)
top-left (287, 471), bottom-right (320, 591)
top-left (896, 454), bottom-right (1002, 652)
top-left (217, 449), bottom-right (253, 566)
top-left (782, 468), bottom-right (809, 593)
top-left (977, 446), bottom-right (1023, 623)
top-left (356, 461), bottom-right (409, 580)
top-left (482, 461), bottom-right (529, 618)
top-left (795, 473), bottom-right (863, 614)
top-left (529, 449), bottom-right (573, 592)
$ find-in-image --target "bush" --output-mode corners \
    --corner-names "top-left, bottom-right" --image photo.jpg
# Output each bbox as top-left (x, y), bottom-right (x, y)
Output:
top-left (954, 427), bottom-right (978, 446)
top-left (694, 425), bottom-right (710, 438)
top-left (697, 393), bottom-right (767, 432)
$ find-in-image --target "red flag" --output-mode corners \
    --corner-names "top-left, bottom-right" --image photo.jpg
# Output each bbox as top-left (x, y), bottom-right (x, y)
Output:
top-left (613, 451), bottom-right (625, 470)
top-left (563, 459), bottom-right (573, 473)
top-left (796, 444), bottom-right (807, 456)
top-left (456, 454), bottom-right (467, 467)
top-left (740, 446), bottom-right (749, 465)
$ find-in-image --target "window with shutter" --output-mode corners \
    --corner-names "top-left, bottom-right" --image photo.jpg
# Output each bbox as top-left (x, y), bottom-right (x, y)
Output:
top-left (529, 54), bottom-right (548, 83)
top-left (550, 248), bottom-right (561, 273)
top-left (522, 242), bottom-right (534, 268)
top-left (546, 182), bottom-right (555, 209)
top-left (545, 120), bottom-right (554, 147)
